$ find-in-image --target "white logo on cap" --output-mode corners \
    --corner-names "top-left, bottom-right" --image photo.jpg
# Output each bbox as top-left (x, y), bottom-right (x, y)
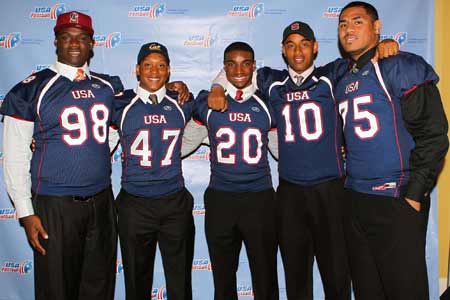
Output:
top-left (70, 12), bottom-right (78, 23)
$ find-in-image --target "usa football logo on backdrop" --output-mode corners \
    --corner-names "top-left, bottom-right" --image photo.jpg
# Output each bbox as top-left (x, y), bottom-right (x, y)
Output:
top-left (0, 208), bottom-right (16, 220)
top-left (228, 3), bottom-right (264, 18)
top-left (0, 260), bottom-right (32, 275)
top-left (184, 147), bottom-right (210, 161)
top-left (116, 260), bottom-right (124, 274)
top-left (128, 3), bottom-right (166, 18)
top-left (192, 204), bottom-right (205, 215)
top-left (381, 32), bottom-right (407, 47)
top-left (94, 32), bottom-right (121, 48)
top-left (151, 287), bottom-right (167, 300)
top-left (32, 64), bottom-right (50, 74)
top-left (0, 33), bottom-right (21, 49)
top-left (111, 145), bottom-right (122, 164)
top-left (322, 6), bottom-right (341, 18)
top-left (30, 3), bottom-right (66, 19)
top-left (192, 259), bottom-right (212, 271)
top-left (237, 285), bottom-right (254, 297)
top-left (184, 32), bottom-right (217, 48)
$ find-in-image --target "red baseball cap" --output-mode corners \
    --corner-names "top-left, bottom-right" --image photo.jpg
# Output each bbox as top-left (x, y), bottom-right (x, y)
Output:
top-left (54, 11), bottom-right (94, 36)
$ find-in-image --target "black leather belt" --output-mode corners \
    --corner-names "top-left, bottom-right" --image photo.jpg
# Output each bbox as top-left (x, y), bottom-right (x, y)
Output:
top-left (71, 188), bottom-right (108, 202)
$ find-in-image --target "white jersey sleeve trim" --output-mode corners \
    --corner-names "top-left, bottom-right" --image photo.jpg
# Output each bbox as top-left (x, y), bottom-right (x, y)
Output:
top-left (166, 95), bottom-right (186, 125)
top-left (91, 75), bottom-right (114, 93)
top-left (3, 116), bottom-right (34, 218)
top-left (268, 76), bottom-right (289, 98)
top-left (373, 62), bottom-right (393, 102)
top-left (120, 95), bottom-right (140, 130)
top-left (37, 74), bottom-right (60, 119)
top-left (319, 76), bottom-right (335, 102)
top-left (253, 94), bottom-right (272, 128)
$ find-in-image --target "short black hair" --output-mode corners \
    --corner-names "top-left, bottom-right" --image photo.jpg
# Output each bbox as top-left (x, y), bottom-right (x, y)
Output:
top-left (340, 1), bottom-right (379, 21)
top-left (223, 42), bottom-right (255, 61)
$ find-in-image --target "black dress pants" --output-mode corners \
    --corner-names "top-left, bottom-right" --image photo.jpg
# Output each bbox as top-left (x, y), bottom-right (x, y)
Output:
top-left (32, 188), bottom-right (117, 300)
top-left (277, 178), bottom-right (351, 300)
top-left (344, 189), bottom-right (430, 300)
top-left (204, 187), bottom-right (279, 300)
top-left (117, 188), bottom-right (195, 300)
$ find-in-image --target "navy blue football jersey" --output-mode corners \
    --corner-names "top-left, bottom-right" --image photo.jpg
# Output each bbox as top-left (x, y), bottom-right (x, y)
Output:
top-left (257, 66), bottom-right (344, 185)
top-left (0, 68), bottom-right (123, 196)
top-left (113, 90), bottom-right (194, 198)
top-left (334, 52), bottom-right (439, 197)
top-left (194, 90), bottom-right (275, 192)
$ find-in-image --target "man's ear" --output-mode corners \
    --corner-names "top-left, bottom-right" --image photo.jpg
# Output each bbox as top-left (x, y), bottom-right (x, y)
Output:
top-left (374, 20), bottom-right (382, 34)
top-left (135, 64), bottom-right (140, 77)
top-left (313, 41), bottom-right (318, 55)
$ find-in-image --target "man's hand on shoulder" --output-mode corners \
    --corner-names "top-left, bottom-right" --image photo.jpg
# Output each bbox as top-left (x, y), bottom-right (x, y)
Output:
top-left (166, 81), bottom-right (190, 104)
top-left (372, 38), bottom-right (400, 63)
top-left (208, 85), bottom-right (228, 112)
top-left (21, 215), bottom-right (48, 255)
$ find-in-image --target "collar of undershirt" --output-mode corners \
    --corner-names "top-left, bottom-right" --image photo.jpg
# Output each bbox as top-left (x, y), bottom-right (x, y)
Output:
top-left (350, 46), bottom-right (377, 72)
top-left (288, 64), bottom-right (315, 84)
top-left (225, 82), bottom-right (257, 102)
top-left (52, 61), bottom-right (91, 81)
top-left (135, 84), bottom-right (166, 104)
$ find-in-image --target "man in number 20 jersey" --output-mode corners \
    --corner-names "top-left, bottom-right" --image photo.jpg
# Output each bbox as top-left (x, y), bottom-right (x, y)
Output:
top-left (182, 42), bottom-right (279, 300)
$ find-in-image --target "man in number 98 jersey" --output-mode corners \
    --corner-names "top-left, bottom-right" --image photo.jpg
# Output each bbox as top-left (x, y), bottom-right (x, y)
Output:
top-left (1, 11), bottom-right (123, 300)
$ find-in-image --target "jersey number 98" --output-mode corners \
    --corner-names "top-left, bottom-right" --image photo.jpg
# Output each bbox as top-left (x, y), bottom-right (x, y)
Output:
top-left (60, 104), bottom-right (109, 146)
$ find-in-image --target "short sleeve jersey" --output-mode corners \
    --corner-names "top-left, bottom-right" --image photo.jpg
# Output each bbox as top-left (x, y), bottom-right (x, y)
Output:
top-left (334, 52), bottom-right (439, 197)
top-left (113, 90), bottom-right (194, 198)
top-left (0, 68), bottom-right (123, 196)
top-left (193, 90), bottom-right (275, 192)
top-left (257, 66), bottom-right (344, 185)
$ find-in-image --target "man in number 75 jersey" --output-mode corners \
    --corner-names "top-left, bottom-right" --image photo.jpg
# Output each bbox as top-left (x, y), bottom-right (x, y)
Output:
top-left (1, 11), bottom-right (123, 300)
top-left (334, 2), bottom-right (448, 299)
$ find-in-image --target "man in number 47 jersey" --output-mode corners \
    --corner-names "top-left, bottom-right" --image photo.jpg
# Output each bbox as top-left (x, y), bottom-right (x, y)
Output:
top-left (112, 42), bottom-right (195, 300)
top-left (1, 12), bottom-right (123, 300)
top-left (335, 2), bottom-right (448, 299)
top-left (182, 42), bottom-right (279, 300)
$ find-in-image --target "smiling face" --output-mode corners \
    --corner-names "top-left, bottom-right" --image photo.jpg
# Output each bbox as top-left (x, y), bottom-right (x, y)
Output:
top-left (282, 33), bottom-right (318, 73)
top-left (136, 52), bottom-right (170, 92)
top-left (224, 50), bottom-right (256, 89)
top-left (338, 6), bottom-right (381, 60)
top-left (55, 27), bottom-right (93, 67)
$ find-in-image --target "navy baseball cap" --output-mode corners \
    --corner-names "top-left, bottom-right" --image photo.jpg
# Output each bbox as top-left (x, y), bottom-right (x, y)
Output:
top-left (137, 42), bottom-right (170, 64)
top-left (54, 11), bottom-right (94, 37)
top-left (282, 21), bottom-right (315, 43)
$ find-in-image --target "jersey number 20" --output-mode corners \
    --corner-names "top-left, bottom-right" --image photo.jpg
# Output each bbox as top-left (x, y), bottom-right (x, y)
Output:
top-left (216, 127), bottom-right (262, 165)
